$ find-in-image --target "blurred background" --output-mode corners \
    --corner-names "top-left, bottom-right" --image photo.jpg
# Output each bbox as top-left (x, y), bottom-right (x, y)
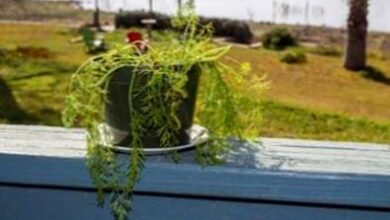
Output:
top-left (0, 0), bottom-right (389, 143)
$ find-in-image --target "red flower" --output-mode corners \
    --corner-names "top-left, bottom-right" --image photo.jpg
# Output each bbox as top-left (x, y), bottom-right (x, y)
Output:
top-left (126, 31), bottom-right (145, 51)
top-left (127, 31), bottom-right (143, 43)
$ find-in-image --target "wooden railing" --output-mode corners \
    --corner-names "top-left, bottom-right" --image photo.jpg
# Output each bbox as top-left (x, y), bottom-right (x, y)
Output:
top-left (0, 124), bottom-right (389, 220)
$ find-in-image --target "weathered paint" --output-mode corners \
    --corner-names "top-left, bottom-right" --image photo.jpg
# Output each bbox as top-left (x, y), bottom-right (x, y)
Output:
top-left (0, 125), bottom-right (389, 220)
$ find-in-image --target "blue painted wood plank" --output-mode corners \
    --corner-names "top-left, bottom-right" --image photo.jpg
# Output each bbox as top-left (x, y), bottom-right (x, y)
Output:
top-left (1, 186), bottom-right (390, 220)
top-left (1, 153), bottom-right (390, 210)
top-left (1, 125), bottom-right (390, 219)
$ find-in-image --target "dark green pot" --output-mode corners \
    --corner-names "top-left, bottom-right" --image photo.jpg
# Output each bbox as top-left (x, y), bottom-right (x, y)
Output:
top-left (104, 65), bottom-right (201, 148)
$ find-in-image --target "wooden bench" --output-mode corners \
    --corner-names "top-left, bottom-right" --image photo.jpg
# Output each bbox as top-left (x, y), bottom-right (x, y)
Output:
top-left (0, 124), bottom-right (389, 220)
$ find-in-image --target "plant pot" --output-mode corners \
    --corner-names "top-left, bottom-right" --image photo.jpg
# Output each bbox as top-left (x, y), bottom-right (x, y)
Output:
top-left (104, 65), bottom-right (201, 148)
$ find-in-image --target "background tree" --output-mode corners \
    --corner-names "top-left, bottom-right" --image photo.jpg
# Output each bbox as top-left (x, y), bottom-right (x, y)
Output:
top-left (92, 0), bottom-right (101, 29)
top-left (343, 0), bottom-right (369, 71)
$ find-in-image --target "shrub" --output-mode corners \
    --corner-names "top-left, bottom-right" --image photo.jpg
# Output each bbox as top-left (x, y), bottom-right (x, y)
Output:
top-left (280, 49), bottom-right (307, 64)
top-left (309, 45), bottom-right (342, 57)
top-left (262, 27), bottom-right (297, 50)
top-left (231, 21), bottom-right (254, 44)
top-left (115, 11), bottom-right (254, 44)
top-left (115, 10), bottom-right (171, 30)
top-left (201, 18), bottom-right (253, 44)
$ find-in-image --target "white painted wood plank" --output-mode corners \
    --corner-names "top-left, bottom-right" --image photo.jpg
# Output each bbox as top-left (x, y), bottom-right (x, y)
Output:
top-left (0, 124), bottom-right (389, 175)
top-left (261, 137), bottom-right (390, 151)
top-left (0, 124), bottom-right (86, 158)
top-left (225, 138), bottom-right (390, 175)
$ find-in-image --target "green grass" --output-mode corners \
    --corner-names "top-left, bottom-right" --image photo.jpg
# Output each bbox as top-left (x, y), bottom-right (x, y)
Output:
top-left (0, 22), bottom-right (389, 143)
top-left (0, 52), bottom-right (74, 125)
top-left (228, 47), bottom-right (390, 123)
top-left (261, 101), bottom-right (390, 142)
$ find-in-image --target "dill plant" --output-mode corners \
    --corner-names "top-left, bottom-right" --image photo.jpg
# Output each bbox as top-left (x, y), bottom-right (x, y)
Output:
top-left (62, 2), bottom-right (267, 220)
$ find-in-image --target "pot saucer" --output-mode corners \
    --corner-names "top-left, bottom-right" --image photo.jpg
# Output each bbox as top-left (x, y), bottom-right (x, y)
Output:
top-left (98, 123), bottom-right (209, 155)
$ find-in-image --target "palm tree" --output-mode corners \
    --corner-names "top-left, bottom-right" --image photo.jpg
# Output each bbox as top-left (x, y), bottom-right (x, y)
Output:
top-left (178, 0), bottom-right (182, 15)
top-left (343, 0), bottom-right (369, 71)
top-left (148, 0), bottom-right (153, 15)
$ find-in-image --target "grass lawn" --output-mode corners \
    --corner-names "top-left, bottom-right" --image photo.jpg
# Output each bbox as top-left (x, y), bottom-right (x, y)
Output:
top-left (0, 22), bottom-right (389, 143)
top-left (228, 47), bottom-right (390, 122)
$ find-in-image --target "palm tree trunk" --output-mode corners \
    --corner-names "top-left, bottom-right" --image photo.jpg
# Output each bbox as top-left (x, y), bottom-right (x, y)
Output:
top-left (343, 0), bottom-right (368, 71)
top-left (177, 0), bottom-right (182, 15)
top-left (149, 0), bottom-right (153, 15)
top-left (93, 0), bottom-right (101, 30)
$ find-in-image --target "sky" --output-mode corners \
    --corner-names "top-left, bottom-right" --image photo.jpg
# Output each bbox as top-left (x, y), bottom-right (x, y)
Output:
top-left (82, 0), bottom-right (390, 32)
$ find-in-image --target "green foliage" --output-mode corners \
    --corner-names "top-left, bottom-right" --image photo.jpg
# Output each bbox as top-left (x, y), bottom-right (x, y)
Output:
top-left (309, 45), bottom-right (342, 57)
top-left (280, 49), bottom-right (307, 64)
top-left (262, 27), bottom-right (297, 50)
top-left (62, 2), bottom-right (266, 220)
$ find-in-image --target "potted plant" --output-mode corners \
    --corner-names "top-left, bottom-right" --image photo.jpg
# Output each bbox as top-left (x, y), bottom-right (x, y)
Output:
top-left (63, 2), bottom-right (267, 220)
